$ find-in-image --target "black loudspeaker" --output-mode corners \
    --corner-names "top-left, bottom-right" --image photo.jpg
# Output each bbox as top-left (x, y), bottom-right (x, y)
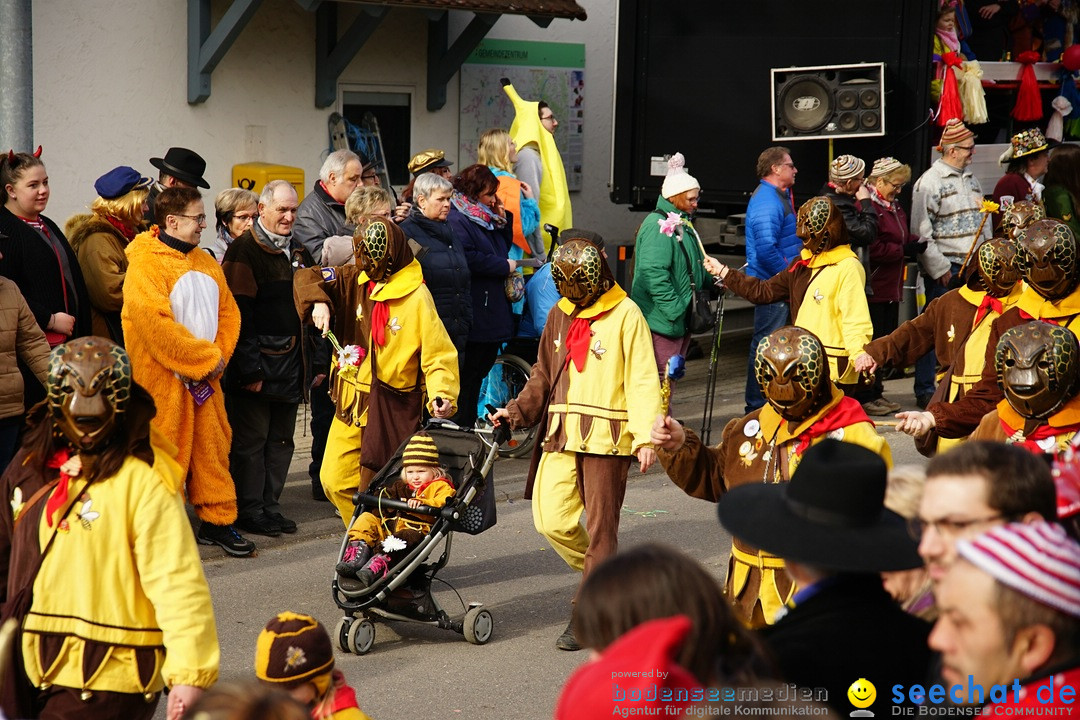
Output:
top-left (771, 62), bottom-right (886, 141)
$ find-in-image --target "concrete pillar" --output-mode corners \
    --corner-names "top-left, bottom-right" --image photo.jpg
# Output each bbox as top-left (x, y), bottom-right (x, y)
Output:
top-left (0, 0), bottom-right (33, 152)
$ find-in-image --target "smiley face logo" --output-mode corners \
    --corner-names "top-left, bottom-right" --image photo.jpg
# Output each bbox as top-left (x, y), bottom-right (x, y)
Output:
top-left (848, 678), bottom-right (876, 710)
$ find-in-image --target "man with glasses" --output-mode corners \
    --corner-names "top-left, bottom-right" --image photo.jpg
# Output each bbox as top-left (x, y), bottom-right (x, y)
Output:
top-left (293, 150), bottom-right (361, 503)
top-left (741, 146), bottom-right (801, 412)
top-left (916, 441), bottom-right (1056, 583)
top-left (503, 78), bottom-right (573, 239)
top-left (121, 186), bottom-right (254, 556)
top-left (910, 119), bottom-right (990, 409)
top-left (222, 180), bottom-right (313, 541)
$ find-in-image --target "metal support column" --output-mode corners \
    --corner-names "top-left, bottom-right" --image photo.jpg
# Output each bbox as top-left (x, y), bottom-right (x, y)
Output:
top-left (0, 0), bottom-right (33, 152)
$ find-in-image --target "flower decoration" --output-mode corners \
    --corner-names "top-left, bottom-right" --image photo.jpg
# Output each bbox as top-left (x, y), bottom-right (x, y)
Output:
top-left (658, 212), bottom-right (683, 237)
top-left (382, 535), bottom-right (407, 553)
top-left (325, 331), bottom-right (366, 380)
top-left (980, 199), bottom-right (1001, 214)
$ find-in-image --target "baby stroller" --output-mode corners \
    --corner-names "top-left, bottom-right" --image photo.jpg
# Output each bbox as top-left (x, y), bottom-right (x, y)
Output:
top-left (331, 420), bottom-right (508, 655)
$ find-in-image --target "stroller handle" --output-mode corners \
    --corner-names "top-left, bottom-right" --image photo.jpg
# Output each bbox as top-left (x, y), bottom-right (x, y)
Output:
top-left (352, 494), bottom-right (459, 522)
top-left (485, 404), bottom-right (513, 447)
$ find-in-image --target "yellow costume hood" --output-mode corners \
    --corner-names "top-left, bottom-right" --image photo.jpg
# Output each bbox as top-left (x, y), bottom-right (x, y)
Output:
top-left (504, 81), bottom-right (573, 232)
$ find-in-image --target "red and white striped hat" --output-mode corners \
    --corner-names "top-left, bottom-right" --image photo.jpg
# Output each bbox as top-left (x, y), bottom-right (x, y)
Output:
top-left (957, 522), bottom-right (1080, 618)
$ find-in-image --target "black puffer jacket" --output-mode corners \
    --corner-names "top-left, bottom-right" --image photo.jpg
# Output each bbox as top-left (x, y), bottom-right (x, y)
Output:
top-left (399, 210), bottom-right (472, 351)
top-left (818, 184), bottom-right (879, 249)
top-left (293, 181), bottom-right (352, 264)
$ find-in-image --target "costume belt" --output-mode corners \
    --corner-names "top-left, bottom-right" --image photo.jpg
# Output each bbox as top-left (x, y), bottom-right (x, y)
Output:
top-left (731, 543), bottom-right (786, 570)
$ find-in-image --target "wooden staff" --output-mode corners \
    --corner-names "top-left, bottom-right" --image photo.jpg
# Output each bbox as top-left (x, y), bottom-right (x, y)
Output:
top-left (957, 201), bottom-right (999, 280)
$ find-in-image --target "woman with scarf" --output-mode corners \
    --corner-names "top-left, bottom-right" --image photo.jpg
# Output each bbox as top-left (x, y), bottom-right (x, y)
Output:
top-left (0, 150), bottom-right (91, 408)
top-left (65, 166), bottom-right (154, 345)
top-left (202, 187), bottom-right (258, 263)
top-left (447, 164), bottom-right (516, 428)
top-left (398, 173), bottom-right (471, 353)
top-left (294, 216), bottom-right (459, 523)
top-left (477, 128), bottom-right (544, 268)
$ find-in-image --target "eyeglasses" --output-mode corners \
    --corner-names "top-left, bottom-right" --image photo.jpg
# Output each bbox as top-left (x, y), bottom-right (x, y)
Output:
top-left (886, 180), bottom-right (906, 191)
top-left (361, 173), bottom-right (378, 181)
top-left (908, 513), bottom-right (1004, 540)
top-left (173, 214), bottom-right (207, 224)
top-left (955, 145), bottom-right (976, 154)
top-left (233, 213), bottom-right (257, 222)
top-left (777, 162), bottom-right (796, 169)
top-left (540, 113), bottom-right (557, 123)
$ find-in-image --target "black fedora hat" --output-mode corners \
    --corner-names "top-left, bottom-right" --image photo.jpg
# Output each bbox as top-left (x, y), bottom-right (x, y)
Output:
top-left (717, 439), bottom-right (921, 572)
top-left (149, 147), bottom-right (209, 189)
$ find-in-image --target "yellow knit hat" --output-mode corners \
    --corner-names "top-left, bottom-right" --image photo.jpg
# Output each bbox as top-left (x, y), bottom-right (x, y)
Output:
top-left (401, 431), bottom-right (440, 467)
top-left (254, 612), bottom-right (334, 691)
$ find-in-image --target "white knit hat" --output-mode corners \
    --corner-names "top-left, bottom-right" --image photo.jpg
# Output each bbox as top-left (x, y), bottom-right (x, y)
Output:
top-left (957, 522), bottom-right (1080, 618)
top-left (661, 153), bottom-right (700, 200)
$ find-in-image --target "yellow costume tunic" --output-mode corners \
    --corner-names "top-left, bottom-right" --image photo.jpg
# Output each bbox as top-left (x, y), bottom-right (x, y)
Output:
top-left (504, 82), bottom-right (572, 233)
top-left (295, 260), bottom-right (459, 522)
top-left (20, 440), bottom-right (219, 695)
top-left (657, 386), bottom-right (891, 628)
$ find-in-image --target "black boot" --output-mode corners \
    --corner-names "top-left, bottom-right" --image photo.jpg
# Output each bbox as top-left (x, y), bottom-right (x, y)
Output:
top-left (335, 542), bottom-right (372, 578)
top-left (555, 618), bottom-right (581, 651)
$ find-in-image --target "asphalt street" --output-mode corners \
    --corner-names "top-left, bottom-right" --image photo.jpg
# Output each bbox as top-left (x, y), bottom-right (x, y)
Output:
top-left (169, 331), bottom-right (930, 719)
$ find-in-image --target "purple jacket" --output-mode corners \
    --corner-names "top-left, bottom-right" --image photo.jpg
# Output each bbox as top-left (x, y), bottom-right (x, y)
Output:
top-left (868, 199), bottom-right (922, 303)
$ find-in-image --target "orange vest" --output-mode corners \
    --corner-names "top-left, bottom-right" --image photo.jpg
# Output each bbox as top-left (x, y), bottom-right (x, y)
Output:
top-left (495, 175), bottom-right (531, 256)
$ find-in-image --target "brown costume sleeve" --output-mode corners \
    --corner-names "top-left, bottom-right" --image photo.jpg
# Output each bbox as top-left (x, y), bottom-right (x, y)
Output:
top-left (293, 266), bottom-right (336, 322)
top-left (864, 295), bottom-right (944, 367)
top-left (968, 409), bottom-right (1007, 443)
top-left (656, 419), bottom-right (738, 502)
top-left (723, 268), bottom-right (794, 306)
top-left (506, 307), bottom-right (568, 429)
top-left (931, 308), bottom-right (1021, 438)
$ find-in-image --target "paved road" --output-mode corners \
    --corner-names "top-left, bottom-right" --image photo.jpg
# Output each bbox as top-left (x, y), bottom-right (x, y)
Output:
top-left (170, 332), bottom-right (931, 718)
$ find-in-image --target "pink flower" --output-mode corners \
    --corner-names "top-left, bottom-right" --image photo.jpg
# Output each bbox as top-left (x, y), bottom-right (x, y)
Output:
top-left (658, 212), bottom-right (682, 237)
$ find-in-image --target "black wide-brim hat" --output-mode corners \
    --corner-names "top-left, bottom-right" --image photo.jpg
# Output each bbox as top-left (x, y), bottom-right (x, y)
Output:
top-left (149, 147), bottom-right (209, 189)
top-left (718, 439), bottom-right (921, 573)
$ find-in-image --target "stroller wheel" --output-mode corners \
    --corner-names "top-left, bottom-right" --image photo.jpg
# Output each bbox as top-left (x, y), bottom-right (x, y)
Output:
top-left (463, 607), bottom-right (493, 645)
top-left (333, 617), bottom-right (353, 653)
top-left (347, 618), bottom-right (376, 655)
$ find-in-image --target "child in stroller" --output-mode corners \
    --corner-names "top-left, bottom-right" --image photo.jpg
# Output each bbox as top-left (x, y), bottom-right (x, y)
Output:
top-left (336, 432), bottom-right (454, 587)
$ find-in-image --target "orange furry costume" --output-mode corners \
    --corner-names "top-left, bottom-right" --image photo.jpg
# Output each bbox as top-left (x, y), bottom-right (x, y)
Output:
top-left (121, 226), bottom-right (241, 524)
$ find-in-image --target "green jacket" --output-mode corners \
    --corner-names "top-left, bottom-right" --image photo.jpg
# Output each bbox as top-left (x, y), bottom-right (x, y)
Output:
top-left (631, 196), bottom-right (710, 338)
top-left (1044, 184), bottom-right (1080, 239)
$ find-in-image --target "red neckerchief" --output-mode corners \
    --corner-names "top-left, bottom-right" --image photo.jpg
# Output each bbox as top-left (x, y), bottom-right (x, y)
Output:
top-left (788, 257), bottom-right (810, 272)
top-left (565, 313), bottom-right (607, 372)
top-left (44, 449), bottom-right (73, 528)
top-left (999, 415), bottom-right (1080, 454)
top-left (104, 214), bottom-right (135, 241)
top-left (973, 294), bottom-right (1004, 326)
top-left (1018, 309), bottom-right (1064, 326)
top-left (367, 281), bottom-right (388, 347)
top-left (793, 397), bottom-right (872, 456)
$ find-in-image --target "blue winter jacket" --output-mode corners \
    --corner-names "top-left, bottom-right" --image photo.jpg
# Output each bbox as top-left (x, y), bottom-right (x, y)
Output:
top-left (745, 180), bottom-right (800, 279)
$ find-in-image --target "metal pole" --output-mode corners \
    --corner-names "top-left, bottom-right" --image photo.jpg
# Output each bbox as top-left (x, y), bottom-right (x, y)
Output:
top-left (0, 0), bottom-right (33, 152)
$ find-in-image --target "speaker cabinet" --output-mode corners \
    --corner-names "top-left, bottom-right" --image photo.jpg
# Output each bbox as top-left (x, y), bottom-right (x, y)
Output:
top-left (771, 62), bottom-right (885, 141)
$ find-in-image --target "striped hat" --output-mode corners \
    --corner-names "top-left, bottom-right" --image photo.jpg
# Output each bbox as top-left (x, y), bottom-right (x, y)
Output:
top-left (957, 522), bottom-right (1080, 618)
top-left (402, 431), bottom-right (440, 467)
top-left (829, 154), bottom-right (866, 182)
top-left (936, 118), bottom-right (975, 152)
top-left (870, 157), bottom-right (904, 179)
top-left (254, 612), bottom-right (334, 689)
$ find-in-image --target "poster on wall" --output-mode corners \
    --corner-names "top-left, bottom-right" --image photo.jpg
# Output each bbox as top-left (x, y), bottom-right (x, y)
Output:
top-left (459, 39), bottom-right (584, 191)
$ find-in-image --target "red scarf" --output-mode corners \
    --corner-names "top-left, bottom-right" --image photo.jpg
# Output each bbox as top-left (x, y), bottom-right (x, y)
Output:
top-left (788, 258), bottom-right (810, 272)
top-left (367, 281), bottom-right (389, 347)
top-left (44, 449), bottom-right (73, 528)
top-left (973, 295), bottom-right (1003, 326)
top-left (565, 317), bottom-right (593, 372)
top-left (1018, 309), bottom-right (1065, 326)
top-left (793, 397), bottom-right (871, 456)
top-left (104, 214), bottom-right (135, 241)
top-left (999, 416), bottom-right (1080, 454)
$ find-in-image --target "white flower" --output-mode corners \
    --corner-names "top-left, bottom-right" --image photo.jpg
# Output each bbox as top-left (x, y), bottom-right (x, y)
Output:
top-left (337, 344), bottom-right (362, 368)
top-left (382, 535), bottom-right (408, 553)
